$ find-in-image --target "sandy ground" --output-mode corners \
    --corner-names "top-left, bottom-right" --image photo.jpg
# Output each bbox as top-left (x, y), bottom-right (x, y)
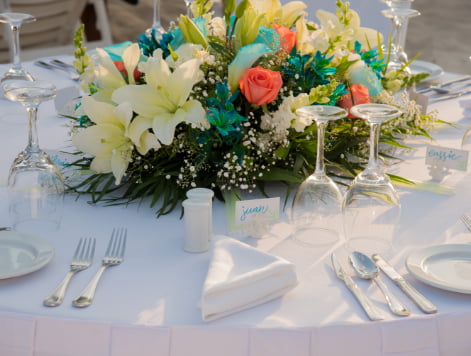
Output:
top-left (107, 0), bottom-right (470, 74)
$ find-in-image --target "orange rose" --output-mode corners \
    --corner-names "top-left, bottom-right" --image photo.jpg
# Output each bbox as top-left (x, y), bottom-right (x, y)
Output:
top-left (337, 84), bottom-right (370, 118)
top-left (239, 66), bottom-right (283, 106)
top-left (114, 61), bottom-right (141, 83)
top-left (273, 24), bottom-right (297, 54)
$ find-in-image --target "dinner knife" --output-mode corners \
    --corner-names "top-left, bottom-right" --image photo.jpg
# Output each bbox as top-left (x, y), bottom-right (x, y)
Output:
top-left (331, 253), bottom-right (384, 321)
top-left (372, 254), bottom-right (437, 314)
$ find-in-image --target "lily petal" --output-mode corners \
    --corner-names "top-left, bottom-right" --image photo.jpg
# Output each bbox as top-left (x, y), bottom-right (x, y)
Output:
top-left (122, 43), bottom-right (141, 85)
top-left (113, 84), bottom-right (173, 116)
top-left (167, 58), bottom-right (202, 107)
top-left (72, 124), bottom-right (124, 157)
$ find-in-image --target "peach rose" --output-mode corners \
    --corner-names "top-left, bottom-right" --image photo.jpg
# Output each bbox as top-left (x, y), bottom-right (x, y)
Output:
top-left (239, 66), bottom-right (283, 106)
top-left (273, 24), bottom-right (297, 54)
top-left (337, 84), bottom-right (370, 118)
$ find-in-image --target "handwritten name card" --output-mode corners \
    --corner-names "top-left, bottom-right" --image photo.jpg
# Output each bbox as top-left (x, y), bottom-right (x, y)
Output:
top-left (235, 197), bottom-right (280, 226)
top-left (425, 145), bottom-right (469, 171)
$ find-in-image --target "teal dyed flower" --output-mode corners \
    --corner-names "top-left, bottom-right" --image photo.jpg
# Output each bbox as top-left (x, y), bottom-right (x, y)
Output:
top-left (353, 41), bottom-right (385, 77)
top-left (137, 30), bottom-right (174, 58)
top-left (204, 83), bottom-right (247, 140)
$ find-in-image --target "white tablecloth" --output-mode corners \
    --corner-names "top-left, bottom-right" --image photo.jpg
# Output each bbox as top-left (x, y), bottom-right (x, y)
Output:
top-left (0, 57), bottom-right (471, 356)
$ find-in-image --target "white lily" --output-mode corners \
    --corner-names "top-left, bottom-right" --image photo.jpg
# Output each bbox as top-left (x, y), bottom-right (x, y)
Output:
top-left (90, 43), bottom-right (141, 103)
top-left (112, 49), bottom-right (208, 146)
top-left (72, 96), bottom-right (160, 185)
top-left (316, 8), bottom-right (382, 51)
top-left (250, 0), bottom-right (306, 28)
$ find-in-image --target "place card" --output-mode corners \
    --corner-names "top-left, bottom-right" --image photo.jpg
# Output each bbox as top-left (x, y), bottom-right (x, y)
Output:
top-left (409, 89), bottom-right (429, 114)
top-left (425, 144), bottom-right (469, 172)
top-left (231, 197), bottom-right (280, 238)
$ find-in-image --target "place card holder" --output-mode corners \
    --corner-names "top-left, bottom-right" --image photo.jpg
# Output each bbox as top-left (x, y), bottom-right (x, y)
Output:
top-left (425, 144), bottom-right (469, 182)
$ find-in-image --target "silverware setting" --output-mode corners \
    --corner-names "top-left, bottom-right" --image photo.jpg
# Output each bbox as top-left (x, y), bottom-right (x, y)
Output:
top-left (72, 228), bottom-right (127, 308)
top-left (331, 253), bottom-right (385, 321)
top-left (417, 75), bottom-right (471, 94)
top-left (43, 237), bottom-right (96, 307)
top-left (349, 251), bottom-right (410, 316)
top-left (34, 59), bottom-right (80, 81)
top-left (372, 254), bottom-right (437, 314)
top-left (416, 75), bottom-right (471, 102)
top-left (332, 252), bottom-right (437, 320)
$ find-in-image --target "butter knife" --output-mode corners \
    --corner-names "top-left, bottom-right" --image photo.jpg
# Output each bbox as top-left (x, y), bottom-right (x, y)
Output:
top-left (372, 254), bottom-right (437, 314)
top-left (331, 253), bottom-right (384, 321)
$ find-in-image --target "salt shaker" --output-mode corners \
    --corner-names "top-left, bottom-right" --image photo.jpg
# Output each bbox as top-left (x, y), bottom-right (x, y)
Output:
top-left (186, 188), bottom-right (214, 240)
top-left (182, 199), bottom-right (210, 253)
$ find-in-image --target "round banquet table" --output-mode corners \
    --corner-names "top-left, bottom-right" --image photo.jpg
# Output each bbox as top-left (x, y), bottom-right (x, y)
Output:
top-left (0, 57), bottom-right (471, 356)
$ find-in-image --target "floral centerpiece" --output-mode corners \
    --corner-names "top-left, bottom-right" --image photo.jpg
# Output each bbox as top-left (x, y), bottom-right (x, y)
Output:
top-left (68, 0), bottom-right (435, 216)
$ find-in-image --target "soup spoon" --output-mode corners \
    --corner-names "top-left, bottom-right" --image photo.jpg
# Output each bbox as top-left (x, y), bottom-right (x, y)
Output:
top-left (349, 251), bottom-right (410, 316)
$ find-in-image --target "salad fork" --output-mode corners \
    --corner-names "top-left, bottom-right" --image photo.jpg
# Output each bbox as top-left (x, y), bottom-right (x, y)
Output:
top-left (461, 214), bottom-right (471, 233)
top-left (72, 228), bottom-right (127, 308)
top-left (43, 237), bottom-right (96, 307)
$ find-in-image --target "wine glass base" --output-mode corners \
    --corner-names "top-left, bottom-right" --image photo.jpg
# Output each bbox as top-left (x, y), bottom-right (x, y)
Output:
top-left (11, 217), bottom-right (61, 235)
top-left (346, 236), bottom-right (393, 256)
top-left (0, 67), bottom-right (34, 86)
top-left (292, 226), bottom-right (340, 247)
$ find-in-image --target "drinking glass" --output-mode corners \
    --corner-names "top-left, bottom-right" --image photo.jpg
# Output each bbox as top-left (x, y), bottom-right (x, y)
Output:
top-left (146, 0), bottom-right (165, 40)
top-left (291, 105), bottom-right (347, 246)
top-left (0, 12), bottom-right (36, 85)
top-left (343, 103), bottom-right (402, 255)
top-left (5, 81), bottom-right (64, 233)
top-left (184, 0), bottom-right (194, 18)
top-left (381, 5), bottom-right (420, 73)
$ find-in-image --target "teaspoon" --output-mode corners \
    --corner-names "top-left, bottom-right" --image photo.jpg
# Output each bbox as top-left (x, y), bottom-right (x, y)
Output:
top-left (349, 251), bottom-right (410, 316)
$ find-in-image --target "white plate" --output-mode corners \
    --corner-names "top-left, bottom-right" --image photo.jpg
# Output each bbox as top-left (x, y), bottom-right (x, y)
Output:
top-left (0, 231), bottom-right (54, 279)
top-left (406, 244), bottom-right (471, 294)
top-left (410, 60), bottom-right (444, 82)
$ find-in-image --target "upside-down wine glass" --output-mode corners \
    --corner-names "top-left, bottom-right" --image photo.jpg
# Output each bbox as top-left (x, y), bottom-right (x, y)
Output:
top-left (381, 4), bottom-right (420, 73)
top-left (342, 103), bottom-right (402, 255)
top-left (0, 12), bottom-right (36, 85)
top-left (5, 81), bottom-right (64, 233)
top-left (381, 0), bottom-right (412, 50)
top-left (291, 105), bottom-right (347, 247)
top-left (184, 0), bottom-right (195, 18)
top-left (145, 0), bottom-right (165, 40)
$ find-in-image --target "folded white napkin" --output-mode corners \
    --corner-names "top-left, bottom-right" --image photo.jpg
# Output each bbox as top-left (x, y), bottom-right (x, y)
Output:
top-left (201, 235), bottom-right (298, 321)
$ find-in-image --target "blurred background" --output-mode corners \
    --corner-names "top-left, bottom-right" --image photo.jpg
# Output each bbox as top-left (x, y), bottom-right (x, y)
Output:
top-left (111, 0), bottom-right (471, 74)
top-left (0, 0), bottom-right (469, 74)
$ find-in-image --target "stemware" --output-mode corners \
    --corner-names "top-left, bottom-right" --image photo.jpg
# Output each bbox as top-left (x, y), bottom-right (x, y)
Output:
top-left (145, 0), bottom-right (165, 40)
top-left (381, 4), bottom-right (420, 73)
top-left (184, 0), bottom-right (194, 18)
top-left (342, 103), bottom-right (402, 255)
top-left (291, 105), bottom-right (347, 246)
top-left (0, 12), bottom-right (36, 85)
top-left (5, 81), bottom-right (64, 233)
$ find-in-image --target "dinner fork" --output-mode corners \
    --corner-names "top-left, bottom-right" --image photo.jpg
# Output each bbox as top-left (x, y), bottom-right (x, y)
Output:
top-left (43, 237), bottom-right (96, 307)
top-left (72, 228), bottom-right (127, 308)
top-left (461, 214), bottom-right (471, 233)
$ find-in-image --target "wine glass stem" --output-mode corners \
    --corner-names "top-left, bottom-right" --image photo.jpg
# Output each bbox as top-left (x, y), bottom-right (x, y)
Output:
top-left (152, 0), bottom-right (162, 29)
top-left (186, 0), bottom-right (193, 17)
top-left (11, 24), bottom-right (22, 71)
top-left (390, 14), bottom-right (407, 62)
top-left (314, 120), bottom-right (327, 178)
top-left (26, 106), bottom-right (40, 153)
top-left (367, 121), bottom-right (381, 172)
